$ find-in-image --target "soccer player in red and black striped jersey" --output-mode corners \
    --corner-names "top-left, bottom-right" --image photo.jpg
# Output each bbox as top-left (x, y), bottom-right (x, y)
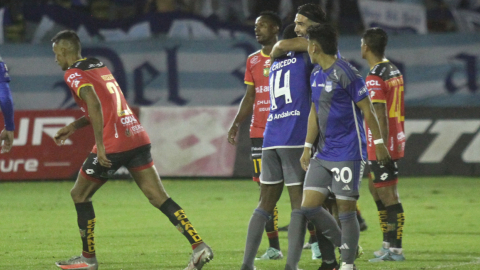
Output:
top-left (361, 27), bottom-right (406, 262)
top-left (228, 12), bottom-right (284, 261)
top-left (51, 30), bottom-right (213, 270)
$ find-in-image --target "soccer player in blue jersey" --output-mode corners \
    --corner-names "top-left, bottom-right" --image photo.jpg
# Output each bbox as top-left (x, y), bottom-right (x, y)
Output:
top-left (0, 56), bottom-right (14, 154)
top-left (240, 24), bottom-right (314, 270)
top-left (285, 24), bottom-right (392, 270)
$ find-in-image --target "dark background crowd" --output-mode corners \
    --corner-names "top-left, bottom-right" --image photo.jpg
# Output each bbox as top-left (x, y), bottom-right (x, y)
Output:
top-left (0, 0), bottom-right (478, 42)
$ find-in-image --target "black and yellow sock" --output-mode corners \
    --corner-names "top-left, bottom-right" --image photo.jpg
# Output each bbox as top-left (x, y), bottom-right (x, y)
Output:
top-left (386, 203), bottom-right (405, 249)
top-left (265, 206), bottom-right (280, 250)
top-left (75, 202), bottom-right (96, 258)
top-left (159, 198), bottom-right (203, 249)
top-left (375, 200), bottom-right (388, 243)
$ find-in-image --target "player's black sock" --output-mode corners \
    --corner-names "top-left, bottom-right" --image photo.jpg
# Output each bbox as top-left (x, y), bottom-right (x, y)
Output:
top-left (159, 198), bottom-right (203, 249)
top-left (386, 203), bottom-right (405, 249)
top-left (316, 230), bottom-right (336, 263)
top-left (265, 206), bottom-right (280, 250)
top-left (375, 200), bottom-right (388, 243)
top-left (307, 220), bottom-right (317, 244)
top-left (75, 202), bottom-right (96, 258)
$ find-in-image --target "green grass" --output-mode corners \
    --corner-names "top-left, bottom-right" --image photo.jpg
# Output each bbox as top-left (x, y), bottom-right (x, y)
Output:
top-left (1, 177), bottom-right (480, 269)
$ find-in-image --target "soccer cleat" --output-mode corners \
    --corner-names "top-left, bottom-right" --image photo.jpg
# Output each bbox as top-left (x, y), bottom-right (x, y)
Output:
top-left (311, 242), bottom-right (322, 260)
top-left (368, 250), bottom-right (406, 262)
top-left (303, 242), bottom-right (312, 249)
top-left (339, 262), bottom-right (356, 270)
top-left (55, 255), bottom-right (98, 270)
top-left (338, 245), bottom-right (364, 266)
top-left (255, 247), bottom-right (284, 260)
top-left (317, 261), bottom-right (340, 270)
top-left (184, 242), bottom-right (214, 270)
top-left (373, 246), bottom-right (389, 258)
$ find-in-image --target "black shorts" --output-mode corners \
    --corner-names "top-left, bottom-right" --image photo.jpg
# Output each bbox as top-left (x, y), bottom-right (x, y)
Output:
top-left (368, 160), bottom-right (399, 188)
top-left (251, 138), bottom-right (263, 182)
top-left (80, 144), bottom-right (154, 183)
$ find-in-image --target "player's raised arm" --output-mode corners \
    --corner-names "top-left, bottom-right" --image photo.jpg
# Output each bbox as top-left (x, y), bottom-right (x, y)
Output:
top-left (79, 85), bottom-right (112, 168)
top-left (300, 102), bottom-right (319, 171)
top-left (227, 84), bottom-right (255, 145)
top-left (356, 97), bottom-right (391, 165)
top-left (271, 37), bottom-right (308, 59)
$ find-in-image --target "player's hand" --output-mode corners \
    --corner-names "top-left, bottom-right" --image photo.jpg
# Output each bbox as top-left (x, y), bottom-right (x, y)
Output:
top-left (300, 147), bottom-right (311, 171)
top-left (96, 148), bottom-right (112, 168)
top-left (375, 143), bottom-right (392, 168)
top-left (54, 124), bottom-right (76, 146)
top-left (227, 123), bottom-right (239, 145)
top-left (0, 129), bottom-right (14, 153)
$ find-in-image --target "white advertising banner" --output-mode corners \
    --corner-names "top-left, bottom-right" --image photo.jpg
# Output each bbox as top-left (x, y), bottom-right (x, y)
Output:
top-left (358, 0), bottom-right (428, 34)
top-left (139, 106), bottom-right (238, 177)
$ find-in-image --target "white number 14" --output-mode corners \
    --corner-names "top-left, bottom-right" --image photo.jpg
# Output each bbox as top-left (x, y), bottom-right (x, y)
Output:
top-left (269, 69), bottom-right (292, 110)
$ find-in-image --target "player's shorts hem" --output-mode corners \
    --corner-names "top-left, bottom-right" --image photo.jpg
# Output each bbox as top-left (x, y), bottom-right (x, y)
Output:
top-left (129, 161), bottom-right (154, 172)
top-left (335, 195), bottom-right (358, 201)
top-left (374, 179), bottom-right (398, 188)
top-left (262, 145), bottom-right (304, 150)
top-left (260, 179), bottom-right (283, 185)
top-left (253, 177), bottom-right (260, 183)
top-left (80, 169), bottom-right (105, 184)
top-left (304, 187), bottom-right (329, 196)
top-left (285, 182), bottom-right (303, 186)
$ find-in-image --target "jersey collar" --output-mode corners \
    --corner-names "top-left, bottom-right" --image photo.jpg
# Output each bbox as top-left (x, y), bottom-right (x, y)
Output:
top-left (370, 59), bottom-right (389, 70)
top-left (260, 50), bottom-right (270, 58)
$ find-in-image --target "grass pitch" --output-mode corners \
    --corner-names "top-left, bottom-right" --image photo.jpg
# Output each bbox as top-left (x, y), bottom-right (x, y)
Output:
top-left (0, 177), bottom-right (480, 270)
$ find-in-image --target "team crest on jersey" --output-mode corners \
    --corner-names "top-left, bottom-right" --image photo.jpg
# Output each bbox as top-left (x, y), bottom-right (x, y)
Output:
top-left (263, 67), bottom-right (270, 77)
top-left (325, 81), bottom-right (333, 92)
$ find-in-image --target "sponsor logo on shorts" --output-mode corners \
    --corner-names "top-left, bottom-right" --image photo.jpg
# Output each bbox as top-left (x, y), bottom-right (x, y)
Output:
top-left (93, 157), bottom-right (98, 165)
top-left (342, 185), bottom-right (351, 190)
top-left (86, 169), bottom-right (94, 174)
top-left (380, 173), bottom-right (389, 181)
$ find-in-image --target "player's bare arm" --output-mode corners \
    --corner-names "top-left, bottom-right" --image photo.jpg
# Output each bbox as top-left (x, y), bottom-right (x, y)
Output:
top-left (300, 102), bottom-right (319, 171)
top-left (54, 116), bottom-right (90, 146)
top-left (79, 85), bottom-right (112, 168)
top-left (357, 97), bottom-right (391, 165)
top-left (227, 84), bottom-right (255, 145)
top-left (271, 37), bottom-right (308, 60)
top-left (0, 129), bottom-right (13, 153)
top-left (373, 103), bottom-right (389, 143)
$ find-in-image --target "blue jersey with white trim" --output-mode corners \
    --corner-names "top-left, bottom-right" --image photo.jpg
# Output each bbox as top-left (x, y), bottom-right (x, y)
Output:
top-left (263, 52), bottom-right (313, 148)
top-left (310, 58), bottom-right (368, 161)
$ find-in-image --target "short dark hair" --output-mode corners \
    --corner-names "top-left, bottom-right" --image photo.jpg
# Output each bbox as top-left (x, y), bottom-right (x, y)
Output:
top-left (259, 11), bottom-right (282, 29)
top-left (297, 3), bottom-right (327, 24)
top-left (363, 28), bottom-right (388, 58)
top-left (51, 30), bottom-right (81, 52)
top-left (282, 23), bottom-right (297, 40)
top-left (307, 24), bottom-right (338, 55)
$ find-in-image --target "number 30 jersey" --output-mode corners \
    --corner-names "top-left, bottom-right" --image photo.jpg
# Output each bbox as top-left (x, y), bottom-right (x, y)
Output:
top-left (263, 52), bottom-right (313, 149)
top-left (65, 58), bottom-right (150, 154)
top-left (365, 60), bottom-right (405, 160)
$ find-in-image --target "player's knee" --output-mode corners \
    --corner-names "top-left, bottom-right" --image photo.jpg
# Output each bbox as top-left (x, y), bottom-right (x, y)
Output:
top-left (336, 200), bottom-right (357, 214)
top-left (378, 192), bottom-right (399, 206)
top-left (70, 188), bottom-right (90, 203)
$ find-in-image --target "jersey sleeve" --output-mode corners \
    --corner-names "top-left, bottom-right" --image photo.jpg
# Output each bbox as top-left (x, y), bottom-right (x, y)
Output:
top-left (345, 76), bottom-right (369, 103)
top-left (366, 74), bottom-right (387, 103)
top-left (64, 69), bottom-right (93, 99)
top-left (244, 58), bottom-right (254, 85)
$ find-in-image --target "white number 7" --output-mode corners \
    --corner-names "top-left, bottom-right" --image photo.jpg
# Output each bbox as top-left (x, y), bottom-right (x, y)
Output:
top-left (269, 69), bottom-right (292, 110)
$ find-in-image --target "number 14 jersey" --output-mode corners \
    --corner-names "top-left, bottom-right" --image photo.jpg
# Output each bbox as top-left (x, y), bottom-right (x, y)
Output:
top-left (263, 52), bottom-right (313, 149)
top-left (65, 58), bottom-right (150, 154)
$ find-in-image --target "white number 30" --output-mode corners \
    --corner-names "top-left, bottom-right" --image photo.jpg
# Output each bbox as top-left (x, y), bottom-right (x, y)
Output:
top-left (332, 167), bottom-right (352, 183)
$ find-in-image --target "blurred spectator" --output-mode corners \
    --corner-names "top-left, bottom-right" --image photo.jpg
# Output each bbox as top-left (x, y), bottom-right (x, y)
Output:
top-left (426, 0), bottom-right (456, 32)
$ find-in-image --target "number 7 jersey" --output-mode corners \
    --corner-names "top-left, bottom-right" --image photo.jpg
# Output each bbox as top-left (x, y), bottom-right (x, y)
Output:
top-left (365, 60), bottom-right (405, 160)
top-left (65, 58), bottom-right (150, 154)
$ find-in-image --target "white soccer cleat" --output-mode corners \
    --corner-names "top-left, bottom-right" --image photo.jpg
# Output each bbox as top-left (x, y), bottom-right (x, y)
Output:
top-left (184, 242), bottom-right (214, 270)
